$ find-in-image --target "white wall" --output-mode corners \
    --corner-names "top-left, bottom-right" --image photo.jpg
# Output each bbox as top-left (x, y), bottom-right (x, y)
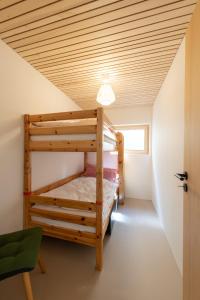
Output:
top-left (0, 39), bottom-right (83, 234)
top-left (152, 40), bottom-right (185, 273)
top-left (87, 152), bottom-right (118, 169)
top-left (105, 105), bottom-right (152, 200)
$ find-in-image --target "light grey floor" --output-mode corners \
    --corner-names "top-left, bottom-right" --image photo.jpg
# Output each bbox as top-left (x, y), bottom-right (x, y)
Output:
top-left (0, 199), bottom-right (182, 300)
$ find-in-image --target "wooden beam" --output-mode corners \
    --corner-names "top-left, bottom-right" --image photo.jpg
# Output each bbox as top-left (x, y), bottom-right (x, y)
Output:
top-left (96, 107), bottom-right (104, 271)
top-left (102, 199), bottom-right (115, 238)
top-left (30, 207), bottom-right (96, 227)
top-left (30, 219), bottom-right (96, 240)
top-left (29, 109), bottom-right (97, 122)
top-left (84, 152), bottom-right (88, 172)
top-left (24, 114), bottom-right (31, 228)
top-left (29, 140), bottom-right (97, 152)
top-left (30, 125), bottom-right (97, 135)
top-left (29, 195), bottom-right (96, 212)
top-left (104, 134), bottom-right (117, 146)
top-left (43, 228), bottom-right (96, 247)
top-left (117, 132), bottom-right (125, 204)
top-left (33, 172), bottom-right (83, 195)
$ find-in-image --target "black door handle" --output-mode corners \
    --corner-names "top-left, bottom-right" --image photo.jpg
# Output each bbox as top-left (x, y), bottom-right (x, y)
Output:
top-left (175, 172), bottom-right (188, 181)
top-left (178, 183), bottom-right (188, 192)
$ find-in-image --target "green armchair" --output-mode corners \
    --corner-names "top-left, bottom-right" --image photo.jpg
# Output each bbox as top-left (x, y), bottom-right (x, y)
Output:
top-left (0, 227), bottom-right (46, 300)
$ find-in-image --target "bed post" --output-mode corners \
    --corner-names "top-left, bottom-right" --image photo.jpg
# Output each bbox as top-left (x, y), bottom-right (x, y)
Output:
top-left (96, 107), bottom-right (103, 271)
top-left (117, 132), bottom-right (125, 205)
top-left (84, 152), bottom-right (88, 172)
top-left (24, 114), bottom-right (31, 228)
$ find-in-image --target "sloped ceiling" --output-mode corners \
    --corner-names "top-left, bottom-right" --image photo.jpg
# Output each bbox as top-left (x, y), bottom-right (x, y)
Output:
top-left (0, 0), bottom-right (197, 108)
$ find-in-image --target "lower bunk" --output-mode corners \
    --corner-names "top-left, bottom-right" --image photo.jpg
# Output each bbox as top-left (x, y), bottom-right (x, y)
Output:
top-left (24, 174), bottom-right (118, 270)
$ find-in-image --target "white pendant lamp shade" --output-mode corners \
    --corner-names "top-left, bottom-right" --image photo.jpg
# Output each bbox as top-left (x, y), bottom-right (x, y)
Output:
top-left (96, 83), bottom-right (116, 106)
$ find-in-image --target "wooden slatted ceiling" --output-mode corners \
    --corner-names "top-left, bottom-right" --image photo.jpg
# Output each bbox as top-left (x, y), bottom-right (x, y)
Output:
top-left (0, 0), bottom-right (197, 108)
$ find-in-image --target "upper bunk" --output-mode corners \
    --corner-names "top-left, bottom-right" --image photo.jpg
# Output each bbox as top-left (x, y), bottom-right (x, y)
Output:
top-left (25, 108), bottom-right (118, 152)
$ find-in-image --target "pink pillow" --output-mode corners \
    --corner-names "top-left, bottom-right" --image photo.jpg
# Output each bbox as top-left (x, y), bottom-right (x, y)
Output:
top-left (104, 167), bottom-right (118, 182)
top-left (84, 164), bottom-right (117, 182)
top-left (84, 163), bottom-right (96, 177)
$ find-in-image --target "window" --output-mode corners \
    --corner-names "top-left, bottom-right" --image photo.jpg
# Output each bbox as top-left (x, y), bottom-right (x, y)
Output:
top-left (115, 125), bottom-right (149, 154)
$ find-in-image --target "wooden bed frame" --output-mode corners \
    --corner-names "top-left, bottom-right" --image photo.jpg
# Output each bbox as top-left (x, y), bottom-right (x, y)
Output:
top-left (24, 108), bottom-right (124, 270)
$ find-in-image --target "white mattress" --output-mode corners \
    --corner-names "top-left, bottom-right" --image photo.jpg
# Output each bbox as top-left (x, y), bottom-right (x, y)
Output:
top-left (32, 177), bottom-right (117, 233)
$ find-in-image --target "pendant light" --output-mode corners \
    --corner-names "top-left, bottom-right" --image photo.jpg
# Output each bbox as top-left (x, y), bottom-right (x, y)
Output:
top-left (96, 76), bottom-right (116, 106)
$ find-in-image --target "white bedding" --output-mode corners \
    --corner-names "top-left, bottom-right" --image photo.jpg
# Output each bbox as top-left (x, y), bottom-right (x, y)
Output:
top-left (32, 177), bottom-right (117, 233)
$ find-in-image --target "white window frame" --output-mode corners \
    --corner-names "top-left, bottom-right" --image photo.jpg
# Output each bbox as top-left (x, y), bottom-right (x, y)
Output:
top-left (115, 124), bottom-right (150, 154)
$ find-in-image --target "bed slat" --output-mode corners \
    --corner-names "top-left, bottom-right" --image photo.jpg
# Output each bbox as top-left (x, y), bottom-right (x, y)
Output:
top-left (32, 172), bottom-right (83, 195)
top-left (104, 135), bottom-right (117, 146)
top-left (29, 125), bottom-right (97, 135)
top-left (29, 195), bottom-right (96, 212)
top-left (43, 229), bottom-right (96, 247)
top-left (29, 140), bottom-right (97, 152)
top-left (102, 201), bottom-right (115, 238)
top-left (29, 109), bottom-right (97, 122)
top-left (30, 207), bottom-right (96, 227)
top-left (30, 220), bottom-right (96, 240)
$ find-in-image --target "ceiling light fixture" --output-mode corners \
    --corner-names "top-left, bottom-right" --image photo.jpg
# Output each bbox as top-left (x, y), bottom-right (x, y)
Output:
top-left (96, 75), bottom-right (116, 106)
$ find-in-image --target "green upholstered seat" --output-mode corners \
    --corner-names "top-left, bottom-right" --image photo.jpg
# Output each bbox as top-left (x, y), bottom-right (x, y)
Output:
top-left (0, 227), bottom-right (42, 281)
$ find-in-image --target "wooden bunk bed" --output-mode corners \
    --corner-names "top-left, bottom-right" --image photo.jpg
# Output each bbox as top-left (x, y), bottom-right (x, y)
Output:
top-left (24, 108), bottom-right (124, 270)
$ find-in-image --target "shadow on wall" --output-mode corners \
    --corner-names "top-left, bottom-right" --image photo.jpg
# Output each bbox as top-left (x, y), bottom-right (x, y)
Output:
top-left (0, 117), bottom-right (24, 233)
top-left (0, 115), bottom-right (84, 234)
top-left (0, 117), bottom-right (22, 146)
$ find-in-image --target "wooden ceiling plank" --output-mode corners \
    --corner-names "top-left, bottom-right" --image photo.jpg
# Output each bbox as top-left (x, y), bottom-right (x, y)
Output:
top-left (17, 18), bottom-right (190, 61)
top-left (16, 8), bottom-right (193, 55)
top-left (0, 0), bottom-right (197, 108)
top-left (57, 73), bottom-right (167, 89)
top-left (26, 23), bottom-right (187, 63)
top-left (43, 50), bottom-right (177, 79)
top-left (6, 0), bottom-right (194, 48)
top-left (71, 97), bottom-right (158, 105)
top-left (0, 0), bottom-right (60, 23)
top-left (69, 94), bottom-right (158, 101)
top-left (42, 51), bottom-right (177, 78)
top-left (49, 59), bottom-right (173, 84)
top-left (32, 33), bottom-right (184, 69)
top-left (0, 0), bottom-right (23, 10)
top-left (33, 52), bottom-right (176, 75)
top-left (0, 0), bottom-right (97, 33)
top-left (78, 98), bottom-right (155, 106)
top-left (79, 81), bottom-right (164, 89)
top-left (62, 87), bottom-right (162, 96)
top-left (29, 32), bottom-right (185, 68)
top-left (2, 0), bottom-right (152, 42)
top-left (76, 98), bottom-right (156, 106)
top-left (77, 100), bottom-right (155, 109)
top-left (74, 93), bottom-right (159, 98)
top-left (58, 75), bottom-right (165, 86)
top-left (56, 81), bottom-right (167, 94)
top-left (32, 39), bottom-right (180, 73)
top-left (49, 59), bottom-right (174, 84)
top-left (54, 67), bottom-right (170, 86)
top-left (58, 86), bottom-right (162, 93)
top-left (61, 83), bottom-right (164, 93)
top-left (57, 78), bottom-right (165, 90)
top-left (20, 19), bottom-right (189, 60)
top-left (73, 96), bottom-right (158, 105)
top-left (0, 0), bottom-right (128, 36)
top-left (39, 42), bottom-right (180, 74)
